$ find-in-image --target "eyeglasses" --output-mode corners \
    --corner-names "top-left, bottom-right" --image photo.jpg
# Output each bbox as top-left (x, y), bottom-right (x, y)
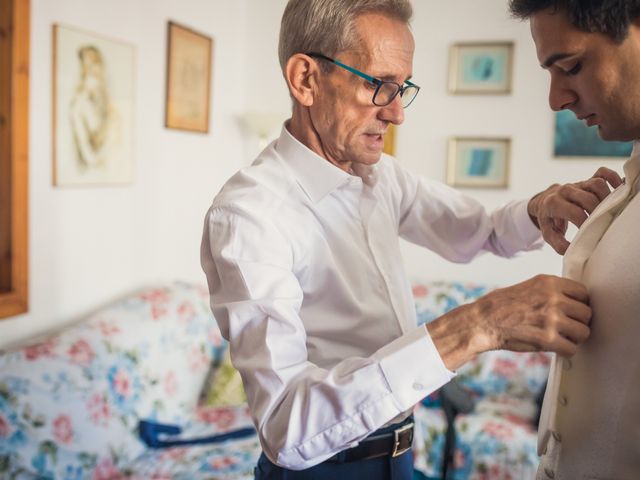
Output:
top-left (306, 52), bottom-right (420, 108)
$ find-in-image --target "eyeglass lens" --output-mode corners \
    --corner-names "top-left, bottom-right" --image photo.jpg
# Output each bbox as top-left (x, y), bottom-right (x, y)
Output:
top-left (373, 82), bottom-right (419, 108)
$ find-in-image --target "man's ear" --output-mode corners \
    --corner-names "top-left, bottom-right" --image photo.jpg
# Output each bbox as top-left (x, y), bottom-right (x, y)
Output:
top-left (285, 54), bottom-right (320, 107)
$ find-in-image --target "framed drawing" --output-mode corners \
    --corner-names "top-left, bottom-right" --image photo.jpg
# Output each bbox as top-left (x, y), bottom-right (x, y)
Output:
top-left (53, 25), bottom-right (135, 186)
top-left (449, 42), bottom-right (514, 94)
top-left (554, 110), bottom-right (632, 158)
top-left (447, 137), bottom-right (510, 188)
top-left (165, 21), bottom-right (213, 133)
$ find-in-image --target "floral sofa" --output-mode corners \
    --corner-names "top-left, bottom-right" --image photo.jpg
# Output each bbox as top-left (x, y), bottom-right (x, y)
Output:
top-left (0, 280), bottom-right (550, 479)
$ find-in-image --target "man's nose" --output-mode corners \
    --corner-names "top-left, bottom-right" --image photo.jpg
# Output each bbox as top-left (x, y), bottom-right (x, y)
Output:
top-left (379, 94), bottom-right (405, 125)
top-left (548, 75), bottom-right (577, 112)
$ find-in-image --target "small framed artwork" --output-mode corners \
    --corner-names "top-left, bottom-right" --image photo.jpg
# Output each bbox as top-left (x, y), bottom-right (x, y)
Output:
top-left (165, 21), bottom-right (213, 133)
top-left (554, 110), bottom-right (632, 158)
top-left (449, 42), bottom-right (514, 94)
top-left (447, 137), bottom-right (510, 188)
top-left (53, 24), bottom-right (135, 186)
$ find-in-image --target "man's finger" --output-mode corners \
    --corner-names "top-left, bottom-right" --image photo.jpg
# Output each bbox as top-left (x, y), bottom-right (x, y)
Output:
top-left (540, 218), bottom-right (569, 254)
top-left (559, 278), bottom-right (590, 304)
top-left (561, 185), bottom-right (601, 213)
top-left (592, 166), bottom-right (623, 189)
top-left (578, 177), bottom-right (612, 202)
top-left (558, 318), bottom-right (591, 344)
top-left (551, 201), bottom-right (589, 227)
top-left (560, 297), bottom-right (592, 324)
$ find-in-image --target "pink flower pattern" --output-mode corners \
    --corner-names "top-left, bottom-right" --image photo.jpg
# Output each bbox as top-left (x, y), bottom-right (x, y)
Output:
top-left (0, 413), bottom-right (12, 438)
top-left (23, 339), bottom-right (57, 361)
top-left (163, 371), bottom-right (178, 396)
top-left (68, 339), bottom-right (95, 366)
top-left (87, 393), bottom-right (111, 426)
top-left (52, 414), bottom-right (74, 444)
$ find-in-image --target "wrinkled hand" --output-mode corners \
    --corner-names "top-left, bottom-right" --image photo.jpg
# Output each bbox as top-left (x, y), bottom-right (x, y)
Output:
top-left (527, 167), bottom-right (623, 254)
top-left (475, 274), bottom-right (591, 358)
top-left (427, 274), bottom-right (592, 369)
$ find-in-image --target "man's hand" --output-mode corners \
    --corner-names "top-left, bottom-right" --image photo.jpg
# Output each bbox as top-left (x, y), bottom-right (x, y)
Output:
top-left (427, 275), bottom-right (591, 371)
top-left (527, 167), bottom-right (623, 254)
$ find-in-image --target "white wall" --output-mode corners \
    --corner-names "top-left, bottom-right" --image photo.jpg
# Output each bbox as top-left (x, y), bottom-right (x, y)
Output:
top-left (0, 0), bottom-right (627, 349)
top-left (0, 0), bottom-right (249, 349)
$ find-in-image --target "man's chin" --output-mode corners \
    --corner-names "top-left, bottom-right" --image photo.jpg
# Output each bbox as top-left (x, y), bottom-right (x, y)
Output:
top-left (596, 125), bottom-right (636, 143)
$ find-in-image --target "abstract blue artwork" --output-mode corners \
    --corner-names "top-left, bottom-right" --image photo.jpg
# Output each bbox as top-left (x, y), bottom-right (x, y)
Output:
top-left (449, 43), bottom-right (513, 94)
top-left (554, 110), bottom-right (632, 158)
top-left (448, 138), bottom-right (510, 188)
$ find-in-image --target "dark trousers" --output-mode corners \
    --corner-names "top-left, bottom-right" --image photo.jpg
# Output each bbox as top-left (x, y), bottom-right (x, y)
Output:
top-left (254, 421), bottom-right (415, 480)
top-left (254, 450), bottom-right (413, 480)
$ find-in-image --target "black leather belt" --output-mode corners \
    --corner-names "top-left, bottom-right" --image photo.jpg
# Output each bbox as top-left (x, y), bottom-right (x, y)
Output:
top-left (327, 421), bottom-right (414, 463)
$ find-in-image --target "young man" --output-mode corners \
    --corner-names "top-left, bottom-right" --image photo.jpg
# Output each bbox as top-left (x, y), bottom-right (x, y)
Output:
top-left (509, 1), bottom-right (640, 478)
top-left (201, 1), bottom-right (621, 478)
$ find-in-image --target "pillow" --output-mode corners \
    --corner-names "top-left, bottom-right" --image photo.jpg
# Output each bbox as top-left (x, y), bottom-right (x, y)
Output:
top-left (0, 282), bottom-right (225, 479)
top-left (200, 350), bottom-right (247, 407)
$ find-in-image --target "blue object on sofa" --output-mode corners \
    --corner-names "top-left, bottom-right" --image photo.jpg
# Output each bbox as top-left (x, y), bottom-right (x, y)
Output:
top-left (139, 419), bottom-right (255, 448)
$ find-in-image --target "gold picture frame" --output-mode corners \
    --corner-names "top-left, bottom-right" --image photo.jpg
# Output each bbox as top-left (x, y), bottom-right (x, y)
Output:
top-left (165, 21), bottom-right (213, 133)
top-left (449, 42), bottom-right (514, 94)
top-left (383, 124), bottom-right (396, 156)
top-left (447, 137), bottom-right (510, 189)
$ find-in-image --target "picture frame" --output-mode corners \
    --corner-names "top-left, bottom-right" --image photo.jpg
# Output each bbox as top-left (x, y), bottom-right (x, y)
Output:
top-left (165, 21), bottom-right (213, 133)
top-left (554, 110), bottom-right (632, 158)
top-left (447, 137), bottom-right (510, 189)
top-left (383, 124), bottom-right (397, 157)
top-left (449, 42), bottom-right (514, 94)
top-left (52, 24), bottom-right (135, 186)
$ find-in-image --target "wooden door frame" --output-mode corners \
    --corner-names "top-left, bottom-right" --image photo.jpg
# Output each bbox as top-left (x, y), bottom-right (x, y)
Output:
top-left (0, 0), bottom-right (29, 319)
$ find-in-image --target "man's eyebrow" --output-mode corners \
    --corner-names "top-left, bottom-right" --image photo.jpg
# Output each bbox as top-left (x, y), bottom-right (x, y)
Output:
top-left (541, 52), bottom-right (573, 69)
top-left (376, 73), bottom-right (413, 83)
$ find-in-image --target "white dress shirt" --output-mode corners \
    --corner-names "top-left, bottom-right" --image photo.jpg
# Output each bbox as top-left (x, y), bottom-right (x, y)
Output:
top-left (200, 124), bottom-right (543, 470)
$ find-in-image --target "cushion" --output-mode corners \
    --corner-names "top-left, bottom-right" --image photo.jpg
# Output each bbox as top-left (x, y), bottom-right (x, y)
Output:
top-left (200, 350), bottom-right (247, 407)
top-left (0, 282), bottom-right (225, 479)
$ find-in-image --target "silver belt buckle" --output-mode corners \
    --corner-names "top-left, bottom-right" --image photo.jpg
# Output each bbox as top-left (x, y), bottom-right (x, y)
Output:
top-left (391, 422), bottom-right (414, 457)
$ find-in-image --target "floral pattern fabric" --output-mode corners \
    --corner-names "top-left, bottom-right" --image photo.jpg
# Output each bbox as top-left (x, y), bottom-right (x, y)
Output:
top-left (412, 281), bottom-right (551, 479)
top-left (0, 282), bottom-right (226, 479)
top-left (0, 280), bottom-right (550, 479)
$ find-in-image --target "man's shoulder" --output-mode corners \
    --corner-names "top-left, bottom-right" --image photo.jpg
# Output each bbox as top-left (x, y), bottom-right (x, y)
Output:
top-left (211, 152), bottom-right (300, 219)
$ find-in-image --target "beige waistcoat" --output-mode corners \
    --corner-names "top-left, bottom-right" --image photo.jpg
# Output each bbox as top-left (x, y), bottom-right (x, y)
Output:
top-left (538, 143), bottom-right (640, 479)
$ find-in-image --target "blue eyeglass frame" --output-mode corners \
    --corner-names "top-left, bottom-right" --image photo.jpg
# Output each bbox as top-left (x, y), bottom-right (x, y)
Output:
top-left (306, 52), bottom-right (420, 108)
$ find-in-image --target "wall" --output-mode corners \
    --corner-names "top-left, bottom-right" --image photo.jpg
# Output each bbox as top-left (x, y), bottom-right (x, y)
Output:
top-left (0, 0), bottom-right (627, 349)
top-left (0, 0), bottom-right (249, 348)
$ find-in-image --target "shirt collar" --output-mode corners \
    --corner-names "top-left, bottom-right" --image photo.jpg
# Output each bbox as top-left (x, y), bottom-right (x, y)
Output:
top-left (274, 123), bottom-right (380, 203)
top-left (625, 141), bottom-right (640, 192)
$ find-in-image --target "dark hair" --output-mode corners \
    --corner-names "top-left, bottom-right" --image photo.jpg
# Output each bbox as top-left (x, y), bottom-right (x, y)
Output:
top-left (508, 0), bottom-right (640, 43)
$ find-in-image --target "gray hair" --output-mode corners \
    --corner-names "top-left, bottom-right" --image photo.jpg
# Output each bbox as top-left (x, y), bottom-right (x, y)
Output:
top-left (278, 0), bottom-right (413, 73)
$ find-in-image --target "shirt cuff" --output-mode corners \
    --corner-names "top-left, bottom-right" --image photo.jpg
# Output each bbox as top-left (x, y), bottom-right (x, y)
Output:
top-left (512, 199), bottom-right (544, 248)
top-left (373, 325), bottom-right (455, 412)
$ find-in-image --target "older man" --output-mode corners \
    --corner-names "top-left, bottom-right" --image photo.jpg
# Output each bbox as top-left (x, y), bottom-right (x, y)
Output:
top-left (200, 1), bottom-right (621, 478)
top-left (509, 1), bottom-right (640, 479)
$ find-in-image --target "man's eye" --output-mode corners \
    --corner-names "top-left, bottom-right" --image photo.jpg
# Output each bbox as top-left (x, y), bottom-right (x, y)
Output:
top-left (365, 80), bottom-right (378, 90)
top-left (567, 62), bottom-right (582, 75)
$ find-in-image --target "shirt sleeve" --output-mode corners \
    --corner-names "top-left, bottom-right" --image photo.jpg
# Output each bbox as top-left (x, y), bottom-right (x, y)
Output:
top-left (200, 205), bottom-right (454, 470)
top-left (393, 164), bottom-right (543, 262)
